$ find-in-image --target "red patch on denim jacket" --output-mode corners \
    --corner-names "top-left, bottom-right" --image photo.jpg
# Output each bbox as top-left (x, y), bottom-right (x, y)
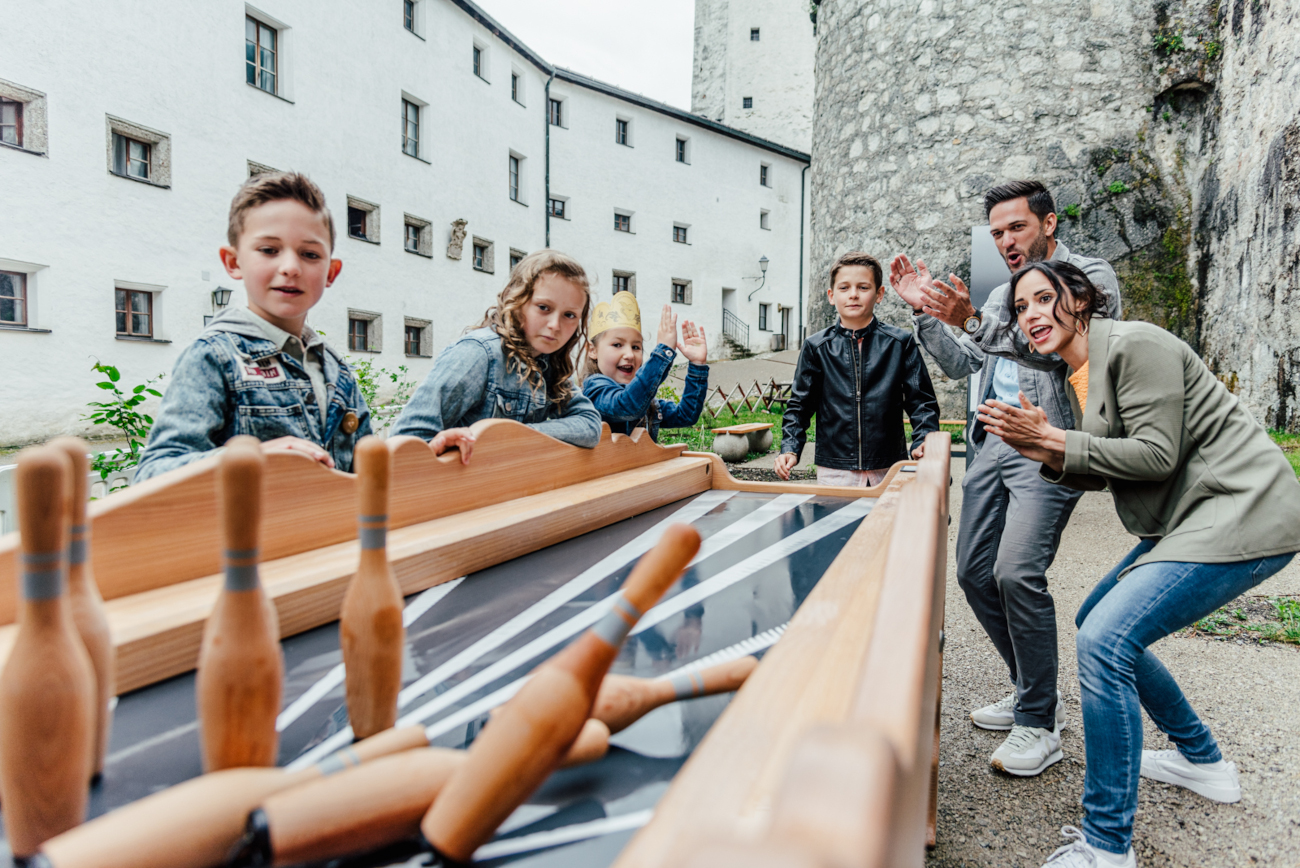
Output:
top-left (238, 359), bottom-right (287, 386)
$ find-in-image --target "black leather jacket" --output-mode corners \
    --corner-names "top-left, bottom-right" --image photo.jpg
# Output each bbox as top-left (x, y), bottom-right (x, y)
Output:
top-left (780, 319), bottom-right (940, 471)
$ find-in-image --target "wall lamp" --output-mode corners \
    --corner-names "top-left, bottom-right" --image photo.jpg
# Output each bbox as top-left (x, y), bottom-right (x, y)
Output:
top-left (211, 287), bottom-right (233, 309)
top-left (748, 255), bottom-right (770, 300)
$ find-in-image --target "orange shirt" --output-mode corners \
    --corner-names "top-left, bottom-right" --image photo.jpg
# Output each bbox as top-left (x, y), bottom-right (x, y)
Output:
top-left (1068, 362), bottom-right (1090, 416)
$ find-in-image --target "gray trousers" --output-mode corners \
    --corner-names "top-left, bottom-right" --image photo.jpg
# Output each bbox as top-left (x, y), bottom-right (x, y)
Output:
top-left (957, 437), bottom-right (1082, 729)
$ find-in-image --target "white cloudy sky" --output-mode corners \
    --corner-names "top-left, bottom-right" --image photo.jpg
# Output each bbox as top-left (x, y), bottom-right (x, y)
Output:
top-left (473, 0), bottom-right (695, 109)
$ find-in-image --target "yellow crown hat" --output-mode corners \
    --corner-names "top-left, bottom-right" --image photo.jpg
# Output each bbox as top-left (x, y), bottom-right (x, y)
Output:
top-left (589, 291), bottom-right (642, 340)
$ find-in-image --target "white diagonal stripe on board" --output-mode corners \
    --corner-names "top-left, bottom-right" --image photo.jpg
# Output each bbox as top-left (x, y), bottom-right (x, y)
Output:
top-left (655, 623), bottom-right (787, 683)
top-left (685, 493), bottom-right (809, 567)
top-left (394, 491), bottom-right (735, 710)
top-left (292, 497), bottom-right (861, 768)
top-left (275, 578), bottom-right (465, 731)
top-left (631, 498), bottom-right (873, 635)
top-left (472, 809), bottom-right (654, 861)
top-left (288, 491), bottom-right (733, 768)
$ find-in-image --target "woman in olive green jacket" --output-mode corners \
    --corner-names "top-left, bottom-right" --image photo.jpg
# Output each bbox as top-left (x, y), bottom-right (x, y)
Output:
top-left (978, 261), bottom-right (1300, 868)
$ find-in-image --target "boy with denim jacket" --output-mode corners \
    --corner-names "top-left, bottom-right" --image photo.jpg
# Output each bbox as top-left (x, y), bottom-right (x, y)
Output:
top-left (136, 172), bottom-right (371, 482)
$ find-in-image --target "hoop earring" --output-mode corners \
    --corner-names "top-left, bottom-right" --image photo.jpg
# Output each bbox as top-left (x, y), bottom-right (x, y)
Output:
top-left (1078, 320), bottom-right (1089, 336)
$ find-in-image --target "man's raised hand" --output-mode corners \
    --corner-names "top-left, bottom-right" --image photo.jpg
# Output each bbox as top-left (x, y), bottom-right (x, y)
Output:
top-left (923, 274), bottom-right (978, 328)
top-left (890, 255), bottom-right (934, 311)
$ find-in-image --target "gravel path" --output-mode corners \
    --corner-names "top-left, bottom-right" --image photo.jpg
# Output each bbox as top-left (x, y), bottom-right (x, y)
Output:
top-left (928, 460), bottom-right (1300, 868)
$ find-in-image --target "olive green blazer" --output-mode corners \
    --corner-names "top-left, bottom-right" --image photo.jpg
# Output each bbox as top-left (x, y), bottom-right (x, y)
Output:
top-left (1043, 318), bottom-right (1300, 574)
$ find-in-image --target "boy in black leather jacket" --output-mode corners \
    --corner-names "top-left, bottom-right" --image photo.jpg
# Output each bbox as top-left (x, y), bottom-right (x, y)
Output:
top-left (774, 252), bottom-right (940, 486)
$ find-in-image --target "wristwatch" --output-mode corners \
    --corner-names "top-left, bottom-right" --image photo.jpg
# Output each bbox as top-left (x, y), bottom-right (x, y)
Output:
top-left (962, 313), bottom-right (982, 334)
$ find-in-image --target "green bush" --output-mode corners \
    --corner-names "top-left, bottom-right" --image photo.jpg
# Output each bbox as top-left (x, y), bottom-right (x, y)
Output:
top-left (82, 361), bottom-right (164, 487)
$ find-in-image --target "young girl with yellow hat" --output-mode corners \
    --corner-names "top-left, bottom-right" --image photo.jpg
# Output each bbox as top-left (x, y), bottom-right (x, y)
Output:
top-left (580, 291), bottom-right (709, 441)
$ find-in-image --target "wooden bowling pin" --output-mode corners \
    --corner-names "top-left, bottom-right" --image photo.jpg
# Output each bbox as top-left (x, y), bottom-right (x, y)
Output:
top-left (48, 437), bottom-right (116, 783)
top-left (420, 523), bottom-right (701, 863)
top-left (340, 436), bottom-right (404, 739)
top-left (36, 724), bottom-right (429, 868)
top-left (0, 447), bottom-right (96, 857)
top-left (229, 719), bottom-right (609, 867)
top-left (195, 436), bottom-right (283, 772)
top-left (593, 655), bottom-right (758, 734)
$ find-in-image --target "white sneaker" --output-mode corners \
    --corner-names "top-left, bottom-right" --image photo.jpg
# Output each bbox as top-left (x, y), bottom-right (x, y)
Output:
top-left (971, 691), bottom-right (1066, 731)
top-left (991, 723), bottom-right (1063, 776)
top-left (1040, 826), bottom-right (1136, 867)
top-left (1140, 749), bottom-right (1241, 803)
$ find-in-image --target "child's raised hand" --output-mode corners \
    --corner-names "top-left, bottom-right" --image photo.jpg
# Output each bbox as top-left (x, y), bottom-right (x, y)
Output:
top-left (430, 427), bottom-right (476, 464)
top-left (680, 321), bottom-right (708, 365)
top-left (657, 304), bottom-right (678, 352)
top-left (262, 436), bottom-right (335, 468)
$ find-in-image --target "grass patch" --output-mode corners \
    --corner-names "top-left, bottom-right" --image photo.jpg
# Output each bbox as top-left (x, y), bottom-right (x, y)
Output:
top-left (1183, 594), bottom-right (1300, 647)
top-left (1269, 429), bottom-right (1300, 477)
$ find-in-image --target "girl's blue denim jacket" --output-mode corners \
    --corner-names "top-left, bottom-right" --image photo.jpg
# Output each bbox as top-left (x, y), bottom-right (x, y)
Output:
top-left (136, 311), bottom-right (372, 482)
top-left (582, 343), bottom-right (708, 442)
top-left (391, 327), bottom-right (602, 448)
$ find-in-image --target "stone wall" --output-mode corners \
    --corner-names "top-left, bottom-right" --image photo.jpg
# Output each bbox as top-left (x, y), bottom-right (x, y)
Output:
top-left (810, 0), bottom-right (1300, 428)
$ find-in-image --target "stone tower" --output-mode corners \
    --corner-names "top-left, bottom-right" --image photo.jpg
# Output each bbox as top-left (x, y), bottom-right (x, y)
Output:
top-left (691, 0), bottom-right (817, 152)
top-left (811, 0), bottom-right (1300, 429)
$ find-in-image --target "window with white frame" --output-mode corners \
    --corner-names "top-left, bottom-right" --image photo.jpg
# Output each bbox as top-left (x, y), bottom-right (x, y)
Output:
top-left (404, 214), bottom-right (432, 256)
top-left (403, 0), bottom-right (416, 32)
top-left (404, 316), bottom-right (432, 357)
top-left (246, 15), bottom-right (278, 94)
top-left (472, 237), bottom-right (495, 273)
top-left (472, 42), bottom-right (488, 81)
top-left (347, 196), bottom-right (380, 243)
top-left (615, 117), bottom-right (630, 146)
top-left (511, 70), bottom-right (525, 105)
top-left (671, 280), bottom-right (692, 305)
top-left (116, 288), bottom-right (154, 338)
top-left (1, 271), bottom-right (27, 326)
top-left (548, 197), bottom-right (567, 219)
top-left (673, 224), bottom-right (688, 244)
top-left (0, 79), bottom-right (47, 155)
top-left (508, 153), bottom-right (526, 204)
top-left (509, 248), bottom-right (526, 271)
top-left (107, 116), bottom-right (171, 187)
top-left (402, 99), bottom-right (420, 158)
top-left (675, 137), bottom-right (689, 164)
top-left (760, 163), bottom-right (770, 186)
top-left (548, 97), bottom-right (564, 127)
top-left (612, 271), bottom-right (636, 296)
top-left (760, 209), bottom-right (771, 230)
top-left (613, 211), bottom-right (632, 233)
top-left (347, 309), bottom-right (382, 353)
top-left (759, 303), bottom-right (770, 331)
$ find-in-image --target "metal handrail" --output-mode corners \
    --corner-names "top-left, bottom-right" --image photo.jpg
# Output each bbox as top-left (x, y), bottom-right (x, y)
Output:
top-left (722, 308), bottom-right (749, 351)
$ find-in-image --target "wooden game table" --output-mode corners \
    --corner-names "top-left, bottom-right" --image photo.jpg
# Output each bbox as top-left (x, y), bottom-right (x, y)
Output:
top-left (0, 422), bottom-right (950, 867)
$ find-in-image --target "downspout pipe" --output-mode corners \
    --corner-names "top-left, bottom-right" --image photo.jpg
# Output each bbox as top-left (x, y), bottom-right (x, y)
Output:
top-left (544, 69), bottom-right (556, 247)
top-left (798, 163), bottom-right (809, 343)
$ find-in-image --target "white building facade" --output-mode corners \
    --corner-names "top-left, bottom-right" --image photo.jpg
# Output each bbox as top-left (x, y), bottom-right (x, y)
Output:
top-left (0, 0), bottom-right (809, 447)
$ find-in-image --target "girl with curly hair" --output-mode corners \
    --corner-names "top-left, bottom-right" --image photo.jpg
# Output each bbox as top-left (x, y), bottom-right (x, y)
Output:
top-left (392, 249), bottom-right (602, 461)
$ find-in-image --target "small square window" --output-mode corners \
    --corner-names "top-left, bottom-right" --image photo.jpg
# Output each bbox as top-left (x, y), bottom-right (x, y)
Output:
top-left (112, 133), bottom-right (151, 180)
top-left (673, 225), bottom-right (688, 244)
top-left (671, 281), bottom-right (691, 305)
top-left (509, 248), bottom-right (526, 271)
top-left (349, 207), bottom-right (368, 240)
top-left (246, 15), bottom-right (278, 95)
top-left (760, 209), bottom-right (771, 230)
top-left (404, 214), bottom-right (431, 256)
top-left (760, 164), bottom-right (770, 186)
top-left (615, 118), bottom-right (629, 146)
top-left (402, 99), bottom-right (420, 158)
top-left (347, 198), bottom-right (379, 242)
top-left (404, 317), bottom-right (431, 357)
top-left (548, 98), bottom-right (563, 126)
top-left (612, 272), bottom-right (635, 296)
top-left (751, 28), bottom-right (760, 41)
top-left (0, 98), bottom-right (22, 147)
top-left (404, 0), bottom-right (415, 31)
top-left (473, 44), bottom-right (487, 80)
top-left (405, 223), bottom-right (420, 252)
top-left (348, 317), bottom-right (369, 352)
top-left (115, 288), bottom-right (153, 338)
top-left (404, 324), bottom-right (420, 355)
top-left (759, 303), bottom-right (770, 331)
top-left (472, 237), bottom-right (495, 273)
top-left (0, 271), bottom-right (27, 326)
top-left (614, 212), bottom-right (631, 233)
top-left (474, 244), bottom-right (486, 269)
top-left (743, 96), bottom-right (753, 109)
top-left (676, 137), bottom-right (688, 163)
top-left (548, 198), bottom-right (566, 219)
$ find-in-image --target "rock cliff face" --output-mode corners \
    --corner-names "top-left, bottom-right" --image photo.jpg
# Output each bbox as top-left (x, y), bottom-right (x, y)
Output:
top-left (811, 0), bottom-right (1300, 428)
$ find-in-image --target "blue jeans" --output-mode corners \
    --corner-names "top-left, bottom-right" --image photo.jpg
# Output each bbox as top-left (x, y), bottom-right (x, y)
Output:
top-left (1074, 540), bottom-right (1295, 854)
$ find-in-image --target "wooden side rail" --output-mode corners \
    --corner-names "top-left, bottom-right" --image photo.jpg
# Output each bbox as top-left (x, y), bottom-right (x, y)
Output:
top-left (615, 433), bottom-right (950, 868)
top-left (0, 422), bottom-right (684, 625)
top-left (687, 451), bottom-right (914, 499)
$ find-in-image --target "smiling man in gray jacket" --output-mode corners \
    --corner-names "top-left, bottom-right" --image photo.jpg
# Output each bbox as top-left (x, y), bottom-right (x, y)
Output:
top-left (891, 181), bottom-right (1121, 778)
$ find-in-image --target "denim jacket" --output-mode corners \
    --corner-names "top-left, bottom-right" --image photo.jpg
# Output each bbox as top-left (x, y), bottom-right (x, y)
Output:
top-left (391, 327), bottom-right (602, 448)
top-left (582, 343), bottom-right (708, 441)
top-left (136, 308), bottom-right (372, 481)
